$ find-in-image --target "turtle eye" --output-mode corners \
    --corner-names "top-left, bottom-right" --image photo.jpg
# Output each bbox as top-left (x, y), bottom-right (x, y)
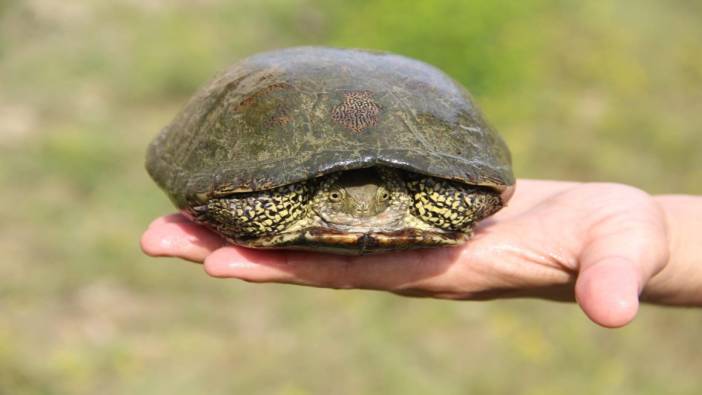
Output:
top-left (329, 190), bottom-right (343, 202)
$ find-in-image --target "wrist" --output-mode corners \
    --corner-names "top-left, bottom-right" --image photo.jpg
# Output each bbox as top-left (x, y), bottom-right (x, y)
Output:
top-left (643, 195), bottom-right (702, 305)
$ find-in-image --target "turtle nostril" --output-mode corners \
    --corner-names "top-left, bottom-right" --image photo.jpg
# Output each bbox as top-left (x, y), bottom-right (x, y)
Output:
top-left (356, 203), bottom-right (371, 214)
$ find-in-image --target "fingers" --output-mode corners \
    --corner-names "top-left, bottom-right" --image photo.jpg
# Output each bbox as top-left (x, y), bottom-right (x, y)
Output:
top-left (140, 213), bottom-right (226, 262)
top-left (203, 246), bottom-right (296, 282)
top-left (140, 213), bottom-right (478, 297)
top-left (203, 245), bottom-right (467, 295)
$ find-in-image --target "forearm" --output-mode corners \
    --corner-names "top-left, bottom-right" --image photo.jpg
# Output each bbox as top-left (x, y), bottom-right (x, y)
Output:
top-left (643, 195), bottom-right (702, 305)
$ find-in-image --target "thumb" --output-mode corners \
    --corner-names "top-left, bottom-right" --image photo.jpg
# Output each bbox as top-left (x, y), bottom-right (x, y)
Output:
top-left (576, 255), bottom-right (643, 328)
top-left (575, 203), bottom-right (668, 328)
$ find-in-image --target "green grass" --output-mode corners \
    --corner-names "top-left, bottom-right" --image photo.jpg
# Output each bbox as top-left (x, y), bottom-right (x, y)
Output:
top-left (1, 1), bottom-right (701, 394)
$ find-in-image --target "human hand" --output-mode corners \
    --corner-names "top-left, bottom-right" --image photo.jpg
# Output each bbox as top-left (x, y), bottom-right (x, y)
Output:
top-left (141, 180), bottom-right (670, 328)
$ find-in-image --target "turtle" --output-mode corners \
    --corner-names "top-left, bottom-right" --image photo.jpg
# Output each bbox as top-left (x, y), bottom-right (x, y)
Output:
top-left (146, 46), bottom-right (514, 255)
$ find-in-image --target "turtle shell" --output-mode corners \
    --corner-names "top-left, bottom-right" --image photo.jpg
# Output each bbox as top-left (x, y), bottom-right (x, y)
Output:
top-left (146, 47), bottom-right (514, 209)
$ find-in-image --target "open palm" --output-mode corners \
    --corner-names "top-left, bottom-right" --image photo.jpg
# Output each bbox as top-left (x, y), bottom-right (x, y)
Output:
top-left (141, 180), bottom-right (669, 328)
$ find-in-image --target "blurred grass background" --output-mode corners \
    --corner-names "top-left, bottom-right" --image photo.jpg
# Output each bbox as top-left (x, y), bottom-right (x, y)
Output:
top-left (1, 0), bottom-right (701, 394)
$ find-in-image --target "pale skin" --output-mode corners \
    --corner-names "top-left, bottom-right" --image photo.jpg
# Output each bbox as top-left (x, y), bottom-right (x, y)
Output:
top-left (141, 180), bottom-right (702, 328)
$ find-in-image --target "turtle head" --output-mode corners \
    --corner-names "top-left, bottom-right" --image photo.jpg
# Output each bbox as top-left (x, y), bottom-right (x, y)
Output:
top-left (315, 168), bottom-right (394, 221)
